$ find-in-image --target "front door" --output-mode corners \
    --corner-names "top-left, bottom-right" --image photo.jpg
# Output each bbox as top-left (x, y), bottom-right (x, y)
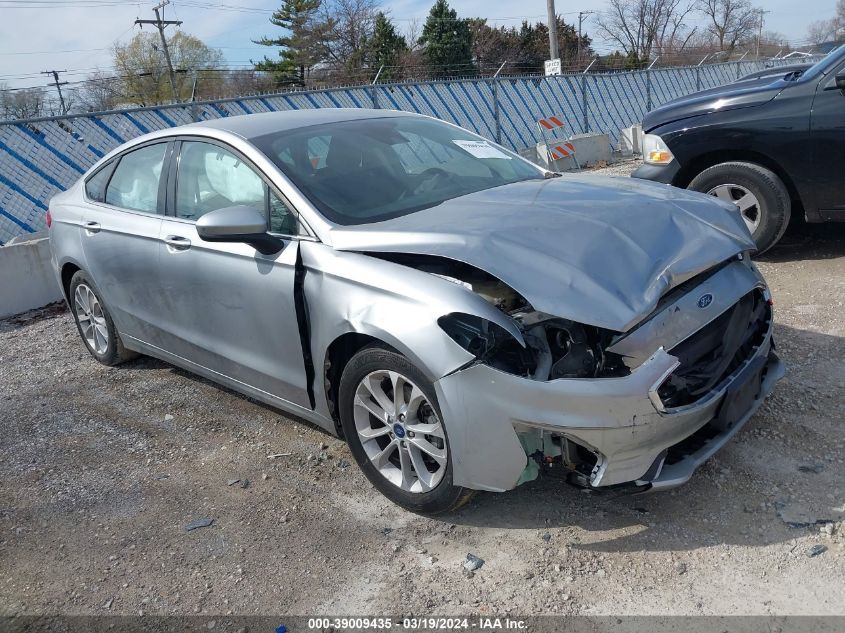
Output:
top-left (810, 65), bottom-right (845, 219)
top-left (155, 139), bottom-right (311, 407)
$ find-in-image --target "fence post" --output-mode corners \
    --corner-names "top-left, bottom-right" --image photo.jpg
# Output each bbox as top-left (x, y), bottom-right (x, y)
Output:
top-left (696, 66), bottom-right (701, 91)
top-left (646, 69), bottom-right (652, 111)
top-left (492, 78), bottom-right (502, 144)
top-left (581, 74), bottom-right (589, 133)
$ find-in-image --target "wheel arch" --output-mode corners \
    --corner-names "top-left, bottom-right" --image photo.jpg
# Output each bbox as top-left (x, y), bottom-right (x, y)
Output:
top-left (323, 330), bottom-right (445, 437)
top-left (324, 332), bottom-right (381, 435)
top-left (60, 261), bottom-right (82, 303)
top-left (676, 150), bottom-right (804, 211)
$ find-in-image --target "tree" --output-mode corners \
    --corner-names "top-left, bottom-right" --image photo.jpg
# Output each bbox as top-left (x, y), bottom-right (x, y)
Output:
top-left (807, 19), bottom-right (841, 45)
top-left (114, 31), bottom-right (223, 105)
top-left (0, 84), bottom-right (47, 120)
top-left (418, 0), bottom-right (474, 77)
top-left (595, 0), bottom-right (696, 64)
top-left (77, 71), bottom-right (120, 112)
top-left (254, 0), bottom-right (328, 85)
top-left (367, 12), bottom-right (408, 79)
top-left (319, 0), bottom-right (380, 74)
top-left (469, 19), bottom-right (520, 71)
top-left (697, 0), bottom-right (760, 53)
top-left (516, 17), bottom-right (592, 70)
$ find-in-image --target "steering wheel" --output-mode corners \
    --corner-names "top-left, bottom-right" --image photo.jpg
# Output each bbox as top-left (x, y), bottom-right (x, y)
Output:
top-left (413, 167), bottom-right (453, 193)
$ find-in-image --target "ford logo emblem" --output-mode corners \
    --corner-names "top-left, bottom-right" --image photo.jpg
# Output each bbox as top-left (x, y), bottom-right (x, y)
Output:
top-left (697, 293), bottom-right (713, 309)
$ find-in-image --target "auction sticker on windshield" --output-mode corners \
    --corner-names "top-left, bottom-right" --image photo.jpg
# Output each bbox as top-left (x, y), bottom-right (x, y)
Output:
top-left (452, 140), bottom-right (512, 159)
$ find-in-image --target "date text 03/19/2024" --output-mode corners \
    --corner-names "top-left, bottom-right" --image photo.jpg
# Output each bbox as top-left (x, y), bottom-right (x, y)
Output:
top-left (305, 617), bottom-right (528, 630)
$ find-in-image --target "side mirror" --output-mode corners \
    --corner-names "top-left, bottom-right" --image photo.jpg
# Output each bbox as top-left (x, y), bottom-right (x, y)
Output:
top-left (836, 74), bottom-right (845, 91)
top-left (196, 206), bottom-right (283, 255)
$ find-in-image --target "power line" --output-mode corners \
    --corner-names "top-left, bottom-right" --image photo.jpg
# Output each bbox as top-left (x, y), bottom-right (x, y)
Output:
top-left (577, 11), bottom-right (595, 67)
top-left (41, 69), bottom-right (69, 114)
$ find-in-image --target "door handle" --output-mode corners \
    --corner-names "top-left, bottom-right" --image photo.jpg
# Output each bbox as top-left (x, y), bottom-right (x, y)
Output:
top-left (84, 221), bottom-right (101, 234)
top-left (164, 235), bottom-right (191, 251)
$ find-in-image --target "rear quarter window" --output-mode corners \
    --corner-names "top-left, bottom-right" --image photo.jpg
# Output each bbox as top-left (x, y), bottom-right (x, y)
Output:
top-left (84, 162), bottom-right (114, 202)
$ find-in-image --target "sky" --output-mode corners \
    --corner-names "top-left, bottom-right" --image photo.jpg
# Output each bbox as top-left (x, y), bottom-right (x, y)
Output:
top-left (0, 0), bottom-right (838, 91)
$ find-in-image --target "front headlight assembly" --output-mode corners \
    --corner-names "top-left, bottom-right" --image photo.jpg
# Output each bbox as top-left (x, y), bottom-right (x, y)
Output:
top-left (438, 311), bottom-right (629, 381)
top-left (642, 134), bottom-right (675, 165)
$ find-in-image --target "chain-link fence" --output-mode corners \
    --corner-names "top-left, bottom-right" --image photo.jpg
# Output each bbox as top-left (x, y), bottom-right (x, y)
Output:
top-left (0, 57), bottom-right (818, 244)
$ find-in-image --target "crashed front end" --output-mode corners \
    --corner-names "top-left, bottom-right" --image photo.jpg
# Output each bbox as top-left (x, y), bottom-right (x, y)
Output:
top-left (433, 255), bottom-right (783, 493)
top-left (325, 176), bottom-right (784, 494)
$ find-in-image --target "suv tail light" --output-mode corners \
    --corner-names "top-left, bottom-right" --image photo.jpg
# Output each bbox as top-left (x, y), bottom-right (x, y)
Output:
top-left (46, 209), bottom-right (52, 228)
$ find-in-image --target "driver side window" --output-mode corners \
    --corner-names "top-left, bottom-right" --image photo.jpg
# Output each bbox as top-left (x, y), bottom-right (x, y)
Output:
top-left (176, 142), bottom-right (265, 221)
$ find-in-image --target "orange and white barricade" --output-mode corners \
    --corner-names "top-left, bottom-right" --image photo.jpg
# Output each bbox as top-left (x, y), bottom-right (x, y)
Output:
top-left (537, 116), bottom-right (580, 170)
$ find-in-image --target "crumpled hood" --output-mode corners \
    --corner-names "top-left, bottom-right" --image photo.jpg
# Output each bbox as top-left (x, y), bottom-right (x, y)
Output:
top-left (643, 79), bottom-right (786, 132)
top-left (327, 176), bottom-right (756, 333)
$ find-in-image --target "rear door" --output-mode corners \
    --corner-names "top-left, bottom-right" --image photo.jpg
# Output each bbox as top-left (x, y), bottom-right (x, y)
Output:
top-left (155, 138), bottom-right (311, 406)
top-left (810, 61), bottom-right (845, 219)
top-left (80, 140), bottom-right (171, 343)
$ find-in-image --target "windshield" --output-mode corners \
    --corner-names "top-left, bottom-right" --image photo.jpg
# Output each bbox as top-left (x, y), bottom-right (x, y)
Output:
top-left (252, 116), bottom-right (544, 226)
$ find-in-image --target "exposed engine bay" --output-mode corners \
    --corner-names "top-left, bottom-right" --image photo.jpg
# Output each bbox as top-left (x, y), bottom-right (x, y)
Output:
top-left (368, 253), bottom-right (630, 382)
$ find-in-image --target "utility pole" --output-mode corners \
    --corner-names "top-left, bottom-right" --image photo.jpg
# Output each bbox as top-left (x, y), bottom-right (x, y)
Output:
top-left (577, 11), bottom-right (594, 68)
top-left (546, 0), bottom-right (559, 61)
top-left (755, 9), bottom-right (771, 60)
top-left (136, 0), bottom-right (183, 102)
top-left (42, 70), bottom-right (69, 115)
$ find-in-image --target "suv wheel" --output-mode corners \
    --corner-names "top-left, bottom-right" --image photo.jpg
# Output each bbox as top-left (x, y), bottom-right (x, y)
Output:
top-left (688, 161), bottom-right (791, 254)
top-left (338, 345), bottom-right (473, 514)
top-left (68, 271), bottom-right (137, 366)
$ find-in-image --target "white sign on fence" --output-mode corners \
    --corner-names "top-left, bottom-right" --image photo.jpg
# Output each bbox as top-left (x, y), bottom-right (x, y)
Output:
top-left (544, 58), bottom-right (561, 76)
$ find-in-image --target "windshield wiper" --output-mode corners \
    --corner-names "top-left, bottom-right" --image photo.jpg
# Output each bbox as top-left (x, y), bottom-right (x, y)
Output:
top-left (544, 171), bottom-right (562, 178)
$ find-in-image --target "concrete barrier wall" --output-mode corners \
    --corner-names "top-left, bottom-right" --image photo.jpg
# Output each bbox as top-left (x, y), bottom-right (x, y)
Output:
top-left (0, 236), bottom-right (62, 319)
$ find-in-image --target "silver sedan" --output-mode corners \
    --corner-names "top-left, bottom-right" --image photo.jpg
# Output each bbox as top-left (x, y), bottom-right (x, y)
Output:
top-left (48, 109), bottom-right (783, 513)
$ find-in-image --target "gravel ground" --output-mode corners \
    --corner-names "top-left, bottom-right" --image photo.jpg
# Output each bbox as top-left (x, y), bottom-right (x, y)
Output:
top-left (1, 161), bottom-right (844, 618)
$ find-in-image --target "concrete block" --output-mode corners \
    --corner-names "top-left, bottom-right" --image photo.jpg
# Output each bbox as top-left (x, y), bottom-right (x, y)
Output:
top-left (526, 133), bottom-right (612, 171)
top-left (619, 124), bottom-right (643, 156)
top-left (0, 237), bottom-right (63, 319)
top-left (563, 133), bottom-right (611, 167)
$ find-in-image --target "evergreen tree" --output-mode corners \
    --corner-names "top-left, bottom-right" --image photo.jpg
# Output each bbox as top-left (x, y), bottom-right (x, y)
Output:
top-left (367, 13), bottom-right (408, 80)
top-left (418, 0), bottom-right (474, 78)
top-left (517, 18), bottom-right (591, 72)
top-left (254, 0), bottom-right (326, 85)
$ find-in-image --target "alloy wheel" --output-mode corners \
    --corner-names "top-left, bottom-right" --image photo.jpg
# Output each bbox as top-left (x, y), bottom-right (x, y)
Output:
top-left (353, 370), bottom-right (447, 493)
top-left (74, 283), bottom-right (109, 355)
top-left (707, 183), bottom-right (762, 234)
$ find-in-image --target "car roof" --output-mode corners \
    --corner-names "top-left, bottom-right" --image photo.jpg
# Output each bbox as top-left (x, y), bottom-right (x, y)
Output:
top-left (183, 108), bottom-right (417, 140)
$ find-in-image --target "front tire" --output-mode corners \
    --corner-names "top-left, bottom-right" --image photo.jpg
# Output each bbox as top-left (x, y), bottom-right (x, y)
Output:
top-left (688, 161), bottom-right (791, 255)
top-left (338, 345), bottom-right (473, 514)
top-left (68, 271), bottom-right (137, 366)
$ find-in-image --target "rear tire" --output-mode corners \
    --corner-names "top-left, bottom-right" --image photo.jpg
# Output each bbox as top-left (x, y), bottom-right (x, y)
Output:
top-left (688, 161), bottom-right (791, 255)
top-left (338, 345), bottom-right (473, 514)
top-left (68, 271), bottom-right (137, 366)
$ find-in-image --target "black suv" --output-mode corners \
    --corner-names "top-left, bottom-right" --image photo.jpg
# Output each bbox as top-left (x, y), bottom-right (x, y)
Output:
top-left (633, 45), bottom-right (845, 253)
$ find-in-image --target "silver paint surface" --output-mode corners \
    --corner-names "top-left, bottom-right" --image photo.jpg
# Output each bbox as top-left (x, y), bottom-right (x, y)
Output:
top-left (48, 109), bottom-right (780, 494)
top-left (327, 174), bottom-right (756, 332)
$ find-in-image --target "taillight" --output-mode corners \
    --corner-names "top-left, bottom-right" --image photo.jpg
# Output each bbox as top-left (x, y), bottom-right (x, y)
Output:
top-left (46, 209), bottom-right (52, 228)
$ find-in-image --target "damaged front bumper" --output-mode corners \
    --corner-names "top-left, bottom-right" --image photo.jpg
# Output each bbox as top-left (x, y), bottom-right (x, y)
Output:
top-left (434, 260), bottom-right (784, 494)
